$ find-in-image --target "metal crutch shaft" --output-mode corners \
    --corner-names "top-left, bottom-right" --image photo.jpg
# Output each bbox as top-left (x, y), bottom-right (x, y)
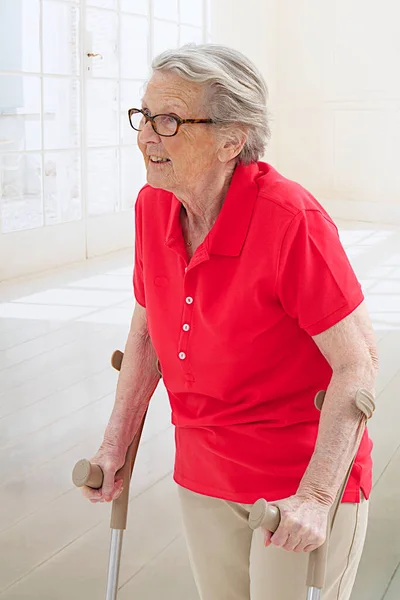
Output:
top-left (106, 530), bottom-right (124, 600)
top-left (307, 588), bottom-right (322, 600)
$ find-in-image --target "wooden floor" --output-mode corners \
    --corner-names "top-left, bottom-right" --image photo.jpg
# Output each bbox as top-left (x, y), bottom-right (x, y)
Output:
top-left (0, 221), bottom-right (399, 599)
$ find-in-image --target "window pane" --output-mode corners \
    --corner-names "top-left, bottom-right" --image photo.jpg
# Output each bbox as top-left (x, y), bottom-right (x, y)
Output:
top-left (121, 0), bottom-right (148, 15)
top-left (153, 20), bottom-right (178, 58)
top-left (87, 148), bottom-right (119, 215)
top-left (121, 145), bottom-right (146, 211)
top-left (43, 78), bottom-right (80, 150)
top-left (1, 153), bottom-right (43, 232)
top-left (0, 0), bottom-right (40, 73)
top-left (43, 1), bottom-right (80, 76)
top-left (121, 15), bottom-right (149, 79)
top-left (206, 0), bottom-right (211, 36)
top-left (86, 8), bottom-right (118, 79)
top-left (86, 80), bottom-right (118, 147)
top-left (44, 151), bottom-right (81, 225)
top-left (180, 25), bottom-right (203, 46)
top-left (120, 80), bottom-right (146, 145)
top-left (153, 0), bottom-right (178, 21)
top-left (180, 0), bottom-right (203, 27)
top-left (0, 75), bottom-right (41, 152)
top-left (87, 0), bottom-right (117, 8)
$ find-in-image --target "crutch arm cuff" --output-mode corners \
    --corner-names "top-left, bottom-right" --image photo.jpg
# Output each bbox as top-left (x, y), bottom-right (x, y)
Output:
top-left (314, 388), bottom-right (375, 419)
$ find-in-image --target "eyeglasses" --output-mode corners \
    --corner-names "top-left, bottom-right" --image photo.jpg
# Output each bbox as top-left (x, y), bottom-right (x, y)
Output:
top-left (128, 108), bottom-right (214, 137)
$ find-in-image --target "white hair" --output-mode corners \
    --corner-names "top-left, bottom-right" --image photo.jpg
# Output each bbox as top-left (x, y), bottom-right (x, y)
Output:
top-left (151, 44), bottom-right (270, 165)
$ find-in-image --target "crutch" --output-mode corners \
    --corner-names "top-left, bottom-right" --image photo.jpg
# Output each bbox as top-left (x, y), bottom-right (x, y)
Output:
top-left (72, 350), bottom-right (145, 600)
top-left (248, 388), bottom-right (375, 600)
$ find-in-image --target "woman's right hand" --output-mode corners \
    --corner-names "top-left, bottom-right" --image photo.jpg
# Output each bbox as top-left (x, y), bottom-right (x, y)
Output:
top-left (81, 440), bottom-right (127, 504)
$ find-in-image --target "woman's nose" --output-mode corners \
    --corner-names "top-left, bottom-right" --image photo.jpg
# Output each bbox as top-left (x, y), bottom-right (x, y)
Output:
top-left (138, 120), bottom-right (160, 144)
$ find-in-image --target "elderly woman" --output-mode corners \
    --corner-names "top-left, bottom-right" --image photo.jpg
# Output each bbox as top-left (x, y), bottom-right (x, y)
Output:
top-left (83, 45), bottom-right (378, 600)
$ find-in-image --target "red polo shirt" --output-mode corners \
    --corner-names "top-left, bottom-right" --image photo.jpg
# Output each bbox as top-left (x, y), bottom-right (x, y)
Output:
top-left (133, 162), bottom-right (372, 504)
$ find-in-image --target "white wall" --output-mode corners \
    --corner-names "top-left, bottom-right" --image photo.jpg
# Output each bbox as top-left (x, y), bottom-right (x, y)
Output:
top-left (274, 0), bottom-right (400, 224)
top-left (212, 0), bottom-right (400, 224)
top-left (210, 0), bottom-right (278, 165)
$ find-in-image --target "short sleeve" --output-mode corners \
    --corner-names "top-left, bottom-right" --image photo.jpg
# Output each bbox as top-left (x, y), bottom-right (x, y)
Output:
top-left (133, 194), bottom-right (146, 307)
top-left (276, 210), bottom-right (364, 336)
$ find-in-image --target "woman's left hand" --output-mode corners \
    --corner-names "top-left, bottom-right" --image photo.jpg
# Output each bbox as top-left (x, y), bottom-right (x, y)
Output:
top-left (263, 495), bottom-right (331, 552)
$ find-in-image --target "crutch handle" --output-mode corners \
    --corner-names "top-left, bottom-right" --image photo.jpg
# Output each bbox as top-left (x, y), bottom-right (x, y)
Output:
top-left (249, 498), bottom-right (330, 590)
top-left (71, 413), bottom-right (146, 529)
top-left (111, 349), bottom-right (124, 372)
top-left (248, 499), bottom-right (281, 533)
top-left (72, 459), bottom-right (104, 488)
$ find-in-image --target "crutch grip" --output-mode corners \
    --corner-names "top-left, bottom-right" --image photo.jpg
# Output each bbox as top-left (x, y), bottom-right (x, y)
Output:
top-left (72, 459), bottom-right (104, 488)
top-left (111, 349), bottom-right (124, 372)
top-left (249, 498), bottom-right (331, 591)
top-left (248, 499), bottom-right (281, 533)
top-left (71, 413), bottom-right (147, 530)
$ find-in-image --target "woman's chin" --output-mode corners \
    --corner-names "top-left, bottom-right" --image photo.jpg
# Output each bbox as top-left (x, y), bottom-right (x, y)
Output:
top-left (146, 171), bottom-right (163, 188)
top-left (146, 166), bottom-right (173, 191)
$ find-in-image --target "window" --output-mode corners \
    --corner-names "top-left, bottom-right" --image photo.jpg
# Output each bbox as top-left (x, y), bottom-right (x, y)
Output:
top-left (0, 0), bottom-right (211, 232)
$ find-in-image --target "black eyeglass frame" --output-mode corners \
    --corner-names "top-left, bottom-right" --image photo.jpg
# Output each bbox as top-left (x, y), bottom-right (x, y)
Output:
top-left (128, 108), bottom-right (214, 137)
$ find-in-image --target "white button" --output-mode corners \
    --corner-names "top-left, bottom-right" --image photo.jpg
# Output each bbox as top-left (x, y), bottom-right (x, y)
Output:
top-left (184, 267), bottom-right (188, 273)
top-left (178, 352), bottom-right (186, 360)
top-left (182, 324), bottom-right (190, 332)
top-left (186, 296), bottom-right (193, 305)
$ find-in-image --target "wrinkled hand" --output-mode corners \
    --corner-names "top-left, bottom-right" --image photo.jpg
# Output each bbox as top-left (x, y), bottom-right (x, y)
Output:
top-left (81, 440), bottom-right (126, 504)
top-left (263, 495), bottom-right (330, 553)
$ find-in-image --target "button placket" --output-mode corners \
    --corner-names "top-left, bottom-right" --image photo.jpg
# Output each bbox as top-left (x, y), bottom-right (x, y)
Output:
top-left (178, 274), bottom-right (195, 380)
top-left (178, 302), bottom-right (192, 365)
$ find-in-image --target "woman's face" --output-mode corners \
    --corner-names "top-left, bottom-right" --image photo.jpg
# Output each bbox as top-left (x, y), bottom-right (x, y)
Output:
top-left (137, 71), bottom-right (222, 196)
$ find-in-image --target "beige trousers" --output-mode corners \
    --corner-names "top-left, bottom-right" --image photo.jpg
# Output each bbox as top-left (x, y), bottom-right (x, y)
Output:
top-left (178, 486), bottom-right (369, 600)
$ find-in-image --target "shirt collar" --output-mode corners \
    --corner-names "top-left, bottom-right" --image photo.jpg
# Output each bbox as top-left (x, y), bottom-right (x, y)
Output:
top-left (165, 194), bottom-right (182, 247)
top-left (207, 162), bottom-right (261, 256)
top-left (165, 162), bottom-right (262, 257)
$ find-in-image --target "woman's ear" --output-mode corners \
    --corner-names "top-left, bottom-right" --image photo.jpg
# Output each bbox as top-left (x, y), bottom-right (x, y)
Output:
top-left (217, 128), bottom-right (247, 163)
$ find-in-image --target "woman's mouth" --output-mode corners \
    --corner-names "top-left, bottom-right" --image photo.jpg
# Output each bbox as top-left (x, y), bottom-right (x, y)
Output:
top-left (149, 156), bottom-right (171, 164)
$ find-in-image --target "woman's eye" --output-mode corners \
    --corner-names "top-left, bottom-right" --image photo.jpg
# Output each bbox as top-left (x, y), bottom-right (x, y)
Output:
top-left (161, 115), bottom-right (176, 124)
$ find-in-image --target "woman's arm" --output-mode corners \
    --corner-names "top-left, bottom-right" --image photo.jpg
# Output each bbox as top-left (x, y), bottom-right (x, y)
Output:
top-left (297, 301), bottom-right (379, 505)
top-left (104, 302), bottom-right (160, 452)
top-left (264, 301), bottom-right (378, 552)
top-left (82, 302), bottom-right (161, 503)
